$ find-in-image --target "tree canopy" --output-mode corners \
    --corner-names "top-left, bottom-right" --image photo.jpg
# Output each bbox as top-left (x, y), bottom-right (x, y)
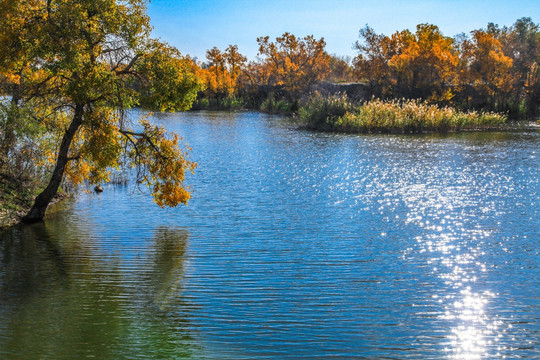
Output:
top-left (0, 0), bottom-right (204, 222)
top-left (256, 33), bottom-right (331, 96)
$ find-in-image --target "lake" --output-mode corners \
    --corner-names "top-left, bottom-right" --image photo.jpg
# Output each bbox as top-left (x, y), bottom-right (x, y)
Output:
top-left (1, 111), bottom-right (539, 359)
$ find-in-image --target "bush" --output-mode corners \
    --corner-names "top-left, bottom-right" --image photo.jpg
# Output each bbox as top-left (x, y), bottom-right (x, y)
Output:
top-left (299, 92), bottom-right (353, 130)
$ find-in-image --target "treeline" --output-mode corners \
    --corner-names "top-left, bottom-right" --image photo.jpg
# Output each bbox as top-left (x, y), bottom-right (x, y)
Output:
top-left (191, 33), bottom-right (343, 113)
top-left (192, 17), bottom-right (539, 119)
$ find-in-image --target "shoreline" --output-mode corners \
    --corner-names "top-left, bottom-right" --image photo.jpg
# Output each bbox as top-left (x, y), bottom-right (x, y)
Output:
top-left (188, 108), bottom-right (539, 133)
top-left (300, 120), bottom-right (540, 135)
top-left (0, 175), bottom-right (68, 230)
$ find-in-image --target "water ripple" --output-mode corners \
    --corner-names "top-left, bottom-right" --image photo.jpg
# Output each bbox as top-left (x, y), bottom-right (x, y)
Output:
top-left (1, 112), bottom-right (538, 359)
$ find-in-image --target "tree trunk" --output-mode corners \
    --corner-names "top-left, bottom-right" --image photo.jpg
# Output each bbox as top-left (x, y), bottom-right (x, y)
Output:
top-left (21, 104), bottom-right (84, 224)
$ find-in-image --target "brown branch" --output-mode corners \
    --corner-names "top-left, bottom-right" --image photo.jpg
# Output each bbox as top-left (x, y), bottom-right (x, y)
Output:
top-left (102, 46), bottom-right (127, 55)
top-left (119, 129), bottom-right (167, 160)
top-left (115, 54), bottom-right (141, 75)
top-left (120, 131), bottom-right (146, 182)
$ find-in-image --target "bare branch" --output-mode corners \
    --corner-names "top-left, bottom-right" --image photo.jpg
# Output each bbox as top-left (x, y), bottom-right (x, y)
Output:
top-left (115, 54), bottom-right (141, 75)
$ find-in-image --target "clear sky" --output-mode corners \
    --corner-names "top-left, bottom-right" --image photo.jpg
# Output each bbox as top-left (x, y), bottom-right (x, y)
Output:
top-left (147, 0), bottom-right (539, 62)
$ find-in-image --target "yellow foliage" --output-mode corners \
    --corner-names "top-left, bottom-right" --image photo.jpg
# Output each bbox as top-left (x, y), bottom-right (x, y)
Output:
top-left (256, 33), bottom-right (331, 95)
top-left (203, 45), bottom-right (247, 97)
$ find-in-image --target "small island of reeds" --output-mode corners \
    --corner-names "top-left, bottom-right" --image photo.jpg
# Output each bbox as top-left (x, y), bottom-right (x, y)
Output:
top-left (299, 93), bottom-right (507, 133)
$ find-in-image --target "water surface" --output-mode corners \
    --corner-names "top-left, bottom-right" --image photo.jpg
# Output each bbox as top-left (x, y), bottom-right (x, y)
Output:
top-left (1, 111), bottom-right (539, 359)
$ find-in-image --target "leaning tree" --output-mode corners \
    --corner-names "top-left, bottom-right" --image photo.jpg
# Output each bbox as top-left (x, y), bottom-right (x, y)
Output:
top-left (0, 0), bottom-right (204, 223)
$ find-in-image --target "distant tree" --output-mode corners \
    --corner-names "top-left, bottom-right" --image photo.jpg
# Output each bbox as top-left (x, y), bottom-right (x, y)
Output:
top-left (256, 32), bottom-right (331, 97)
top-left (353, 26), bottom-right (393, 96)
top-left (387, 24), bottom-right (457, 99)
top-left (354, 24), bottom-right (457, 100)
top-left (327, 55), bottom-right (355, 83)
top-left (495, 18), bottom-right (540, 116)
top-left (203, 45), bottom-right (246, 97)
top-left (224, 45), bottom-right (247, 82)
top-left (0, 0), bottom-right (204, 223)
top-left (461, 30), bottom-right (514, 109)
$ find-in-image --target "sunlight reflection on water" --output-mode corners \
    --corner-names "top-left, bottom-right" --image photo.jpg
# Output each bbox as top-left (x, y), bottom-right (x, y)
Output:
top-left (396, 160), bottom-right (529, 359)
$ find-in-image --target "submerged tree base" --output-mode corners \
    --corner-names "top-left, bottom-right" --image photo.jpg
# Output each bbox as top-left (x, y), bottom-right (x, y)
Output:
top-left (0, 172), bottom-right (69, 229)
top-left (299, 94), bottom-right (508, 133)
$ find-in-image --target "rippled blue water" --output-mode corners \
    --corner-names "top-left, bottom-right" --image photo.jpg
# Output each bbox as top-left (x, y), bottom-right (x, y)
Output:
top-left (1, 111), bottom-right (539, 359)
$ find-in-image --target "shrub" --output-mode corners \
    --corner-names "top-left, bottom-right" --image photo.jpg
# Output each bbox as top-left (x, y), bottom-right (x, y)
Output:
top-left (299, 92), bottom-right (353, 130)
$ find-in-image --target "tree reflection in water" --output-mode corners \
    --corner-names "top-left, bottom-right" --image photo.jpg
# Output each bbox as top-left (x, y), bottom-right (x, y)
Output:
top-left (0, 222), bottom-right (202, 360)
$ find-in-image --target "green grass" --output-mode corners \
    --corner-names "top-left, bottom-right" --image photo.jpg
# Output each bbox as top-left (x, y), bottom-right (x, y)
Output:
top-left (300, 95), bottom-right (507, 133)
top-left (298, 92), bottom-right (353, 130)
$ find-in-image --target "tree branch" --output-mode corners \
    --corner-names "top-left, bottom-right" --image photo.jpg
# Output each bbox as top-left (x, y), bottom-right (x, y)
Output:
top-left (115, 54), bottom-right (141, 75)
top-left (119, 129), bottom-right (168, 160)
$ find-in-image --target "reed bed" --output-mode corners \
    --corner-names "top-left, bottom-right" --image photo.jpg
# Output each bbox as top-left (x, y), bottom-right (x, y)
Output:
top-left (300, 94), bottom-right (507, 133)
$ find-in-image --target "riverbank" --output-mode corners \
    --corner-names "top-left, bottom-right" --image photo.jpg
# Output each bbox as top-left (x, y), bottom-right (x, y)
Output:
top-left (0, 174), bottom-right (34, 229)
top-left (0, 173), bottom-right (67, 229)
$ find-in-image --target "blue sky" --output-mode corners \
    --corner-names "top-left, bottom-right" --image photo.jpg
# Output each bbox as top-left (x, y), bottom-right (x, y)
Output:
top-left (147, 0), bottom-right (539, 61)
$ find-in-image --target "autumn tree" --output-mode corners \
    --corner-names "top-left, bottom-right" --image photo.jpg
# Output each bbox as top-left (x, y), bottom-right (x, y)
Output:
top-left (327, 55), bottom-right (355, 83)
top-left (203, 45), bottom-right (247, 98)
top-left (204, 46), bottom-right (228, 95)
top-left (224, 45), bottom-right (247, 83)
top-left (490, 18), bottom-right (540, 116)
top-left (256, 32), bottom-right (331, 97)
top-left (0, 0), bottom-right (204, 223)
top-left (386, 24), bottom-right (458, 99)
top-left (353, 26), bottom-right (393, 96)
top-left (459, 30), bottom-right (514, 110)
top-left (354, 24), bottom-right (457, 100)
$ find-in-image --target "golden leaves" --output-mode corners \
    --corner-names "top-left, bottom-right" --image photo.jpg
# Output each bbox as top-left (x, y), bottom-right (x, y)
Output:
top-left (203, 45), bottom-right (246, 97)
top-left (119, 118), bottom-right (196, 208)
top-left (256, 33), bottom-right (331, 95)
top-left (353, 23), bottom-right (519, 105)
top-left (0, 0), bottom-right (204, 212)
top-left (461, 30), bottom-right (514, 96)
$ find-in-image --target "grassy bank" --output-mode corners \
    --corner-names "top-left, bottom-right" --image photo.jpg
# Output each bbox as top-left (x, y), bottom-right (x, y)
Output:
top-left (299, 94), bottom-right (508, 133)
top-left (0, 174), bottom-right (37, 229)
top-left (0, 173), bottom-right (69, 229)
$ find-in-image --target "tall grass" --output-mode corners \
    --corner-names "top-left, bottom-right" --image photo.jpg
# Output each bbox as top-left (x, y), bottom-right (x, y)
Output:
top-left (300, 94), bottom-right (507, 133)
top-left (260, 94), bottom-right (298, 114)
top-left (298, 92), bottom-right (353, 130)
